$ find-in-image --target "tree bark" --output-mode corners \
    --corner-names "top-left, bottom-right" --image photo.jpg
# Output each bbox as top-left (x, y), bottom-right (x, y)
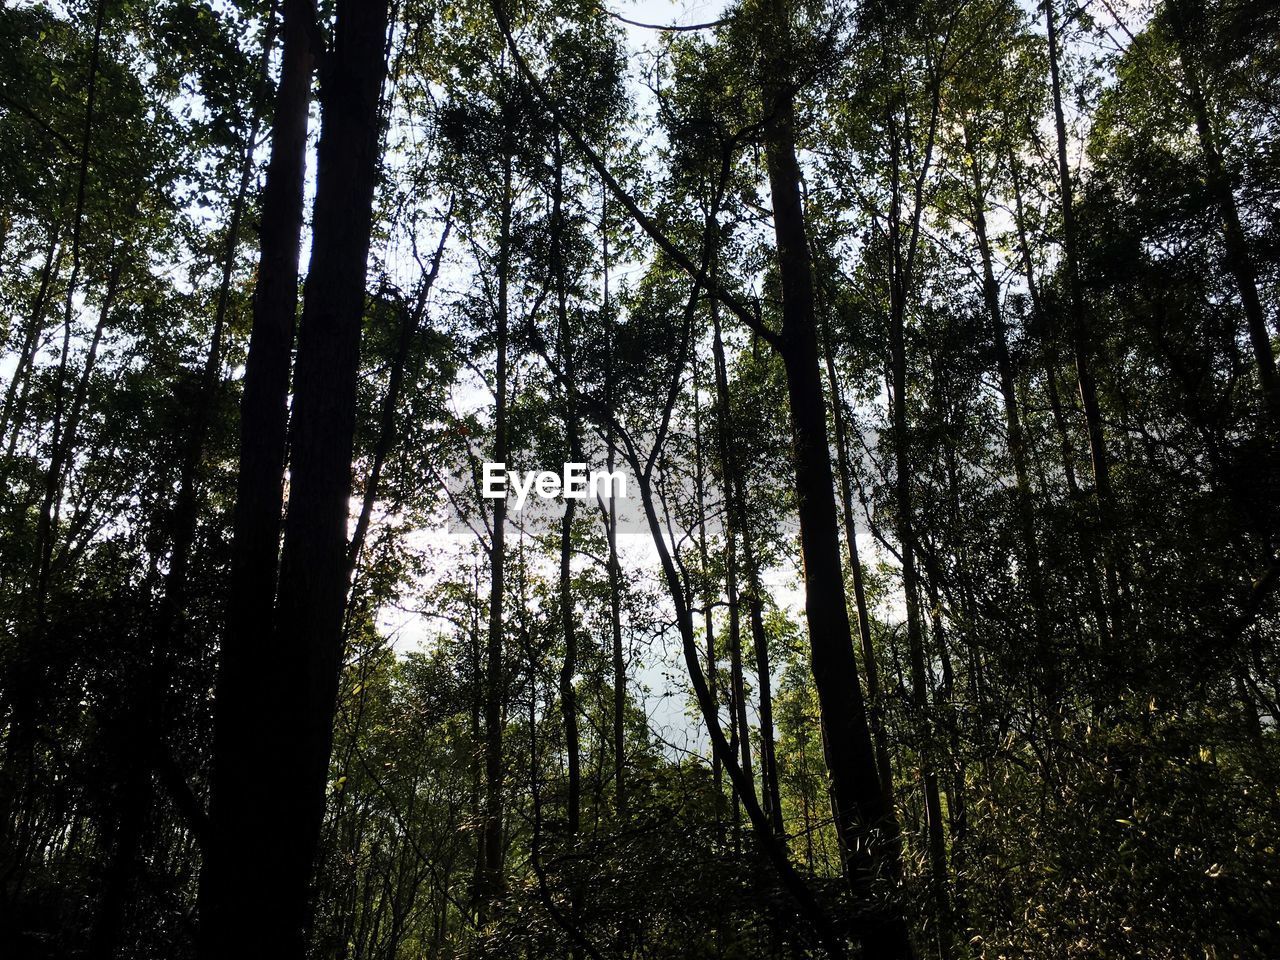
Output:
top-left (201, 0), bottom-right (391, 954)
top-left (762, 3), bottom-right (910, 953)
top-left (199, 0), bottom-right (315, 952)
top-left (261, 0), bottom-right (391, 949)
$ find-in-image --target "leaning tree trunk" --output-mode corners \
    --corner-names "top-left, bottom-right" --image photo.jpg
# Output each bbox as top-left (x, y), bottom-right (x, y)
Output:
top-left (1166, 0), bottom-right (1280, 427)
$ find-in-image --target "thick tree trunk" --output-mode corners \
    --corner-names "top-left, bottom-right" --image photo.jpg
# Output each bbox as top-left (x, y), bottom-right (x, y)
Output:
top-left (762, 5), bottom-right (910, 953)
top-left (260, 0), bottom-right (391, 949)
top-left (199, 0), bottom-right (315, 952)
top-left (202, 0), bottom-right (391, 955)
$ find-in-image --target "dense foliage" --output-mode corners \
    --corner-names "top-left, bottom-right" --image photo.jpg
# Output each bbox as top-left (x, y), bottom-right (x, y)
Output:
top-left (1, 0), bottom-right (1277, 957)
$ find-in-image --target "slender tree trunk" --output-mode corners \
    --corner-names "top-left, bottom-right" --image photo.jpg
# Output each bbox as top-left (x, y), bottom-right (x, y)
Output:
top-left (1168, 0), bottom-right (1280, 425)
top-left (1044, 0), bottom-right (1122, 619)
top-left (601, 185), bottom-right (627, 819)
top-left (888, 278), bottom-right (952, 956)
top-left (966, 138), bottom-right (1053, 691)
top-left (30, 0), bottom-right (107, 619)
top-left (348, 217), bottom-right (450, 575)
top-left (691, 328), bottom-right (724, 827)
top-left (702, 233), bottom-right (755, 834)
top-left (882, 63), bottom-right (952, 957)
top-left (199, 0), bottom-right (315, 951)
top-left (724, 443), bottom-right (754, 834)
top-left (817, 278), bottom-right (896, 809)
top-left (552, 139), bottom-right (583, 956)
top-left (711, 290), bottom-right (783, 838)
top-left (629, 434), bottom-right (849, 960)
top-left (479, 148), bottom-right (513, 921)
top-left (88, 13), bottom-right (287, 950)
top-left (1007, 144), bottom-right (1113, 648)
top-left (0, 235), bottom-right (59, 450)
top-left (34, 263), bottom-right (119, 616)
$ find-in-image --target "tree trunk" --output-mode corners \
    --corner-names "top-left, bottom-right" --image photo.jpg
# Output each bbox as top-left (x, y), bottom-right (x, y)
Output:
top-left (762, 3), bottom-right (910, 952)
top-left (711, 291), bottom-right (783, 838)
top-left (199, 0), bottom-right (315, 952)
top-left (0, 234), bottom-right (59, 451)
top-left (966, 137), bottom-right (1053, 690)
top-left (201, 0), bottom-right (391, 954)
top-left (261, 0), bottom-right (391, 947)
top-left (817, 277), bottom-right (896, 810)
top-left (1044, 0), bottom-right (1122, 619)
top-left (1168, 0), bottom-right (1280, 426)
top-left (479, 148), bottom-right (513, 920)
top-left (552, 138), bottom-right (583, 954)
top-left (601, 185), bottom-right (627, 819)
top-left (88, 13), bottom-right (281, 952)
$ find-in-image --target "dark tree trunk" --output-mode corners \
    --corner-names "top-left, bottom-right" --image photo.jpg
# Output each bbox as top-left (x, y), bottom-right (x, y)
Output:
top-left (762, 4), bottom-right (910, 953)
top-left (1044, 0), bottom-right (1123, 621)
top-left (199, 0), bottom-right (315, 952)
top-left (817, 281), bottom-right (896, 810)
top-left (269, 0), bottom-right (391, 947)
top-left (552, 139), bottom-right (583, 953)
top-left (1167, 0), bottom-right (1280, 426)
top-left (201, 0), bottom-right (391, 955)
top-left (601, 187), bottom-right (627, 819)
top-left (711, 291), bottom-right (783, 838)
top-left (479, 150), bottom-right (513, 920)
top-left (966, 138), bottom-right (1053, 690)
top-left (0, 234), bottom-right (59, 451)
top-left (88, 14), bottom-right (281, 953)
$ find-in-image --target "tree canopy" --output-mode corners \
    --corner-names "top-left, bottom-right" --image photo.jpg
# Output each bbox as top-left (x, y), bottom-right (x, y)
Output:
top-left (1, 0), bottom-right (1278, 957)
